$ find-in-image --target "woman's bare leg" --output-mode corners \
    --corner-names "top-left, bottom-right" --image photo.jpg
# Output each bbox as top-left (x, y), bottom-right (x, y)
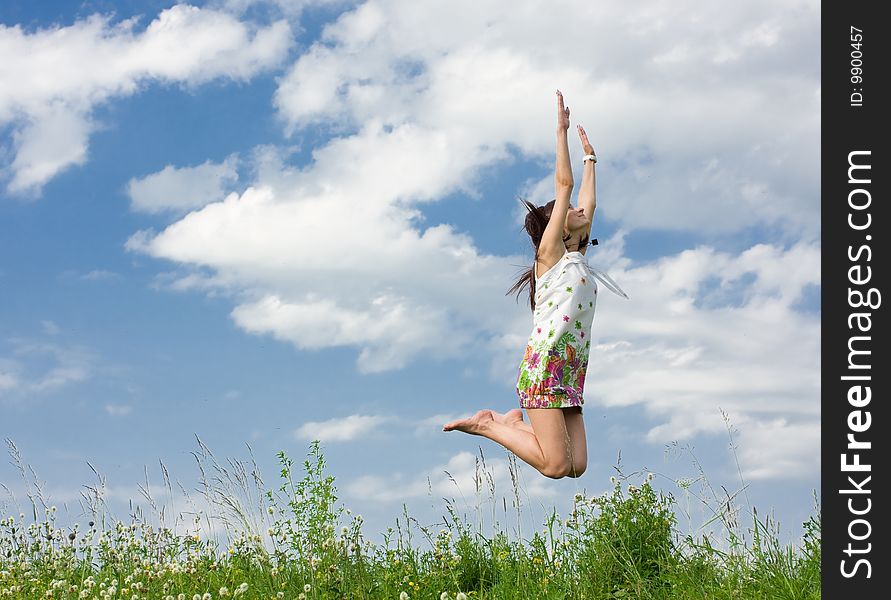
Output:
top-left (443, 408), bottom-right (576, 479)
top-left (562, 407), bottom-right (587, 477)
top-left (526, 408), bottom-right (576, 478)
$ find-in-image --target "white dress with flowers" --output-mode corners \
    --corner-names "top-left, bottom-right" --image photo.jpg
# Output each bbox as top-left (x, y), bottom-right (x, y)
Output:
top-left (515, 249), bottom-right (627, 409)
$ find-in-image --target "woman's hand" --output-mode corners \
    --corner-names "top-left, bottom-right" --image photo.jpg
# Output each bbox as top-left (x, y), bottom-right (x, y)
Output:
top-left (557, 90), bottom-right (570, 132)
top-left (577, 124), bottom-right (595, 155)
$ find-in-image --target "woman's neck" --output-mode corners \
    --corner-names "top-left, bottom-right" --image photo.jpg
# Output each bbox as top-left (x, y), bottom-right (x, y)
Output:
top-left (563, 232), bottom-right (583, 252)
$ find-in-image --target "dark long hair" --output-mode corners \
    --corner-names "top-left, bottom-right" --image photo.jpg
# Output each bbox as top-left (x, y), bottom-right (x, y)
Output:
top-left (507, 198), bottom-right (590, 311)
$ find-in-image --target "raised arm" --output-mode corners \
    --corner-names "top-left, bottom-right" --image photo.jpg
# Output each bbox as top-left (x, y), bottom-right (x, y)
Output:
top-left (576, 124), bottom-right (596, 244)
top-left (538, 90), bottom-right (574, 263)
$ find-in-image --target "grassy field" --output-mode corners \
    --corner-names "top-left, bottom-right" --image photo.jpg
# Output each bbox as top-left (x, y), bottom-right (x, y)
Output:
top-left (0, 439), bottom-right (819, 599)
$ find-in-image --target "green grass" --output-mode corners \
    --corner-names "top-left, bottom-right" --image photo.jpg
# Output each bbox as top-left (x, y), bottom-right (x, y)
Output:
top-left (0, 438), bottom-right (820, 600)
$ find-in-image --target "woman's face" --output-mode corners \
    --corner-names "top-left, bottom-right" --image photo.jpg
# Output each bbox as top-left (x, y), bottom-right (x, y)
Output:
top-left (564, 204), bottom-right (589, 233)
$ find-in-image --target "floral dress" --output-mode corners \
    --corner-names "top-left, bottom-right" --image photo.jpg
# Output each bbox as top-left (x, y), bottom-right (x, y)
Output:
top-left (516, 250), bottom-right (628, 409)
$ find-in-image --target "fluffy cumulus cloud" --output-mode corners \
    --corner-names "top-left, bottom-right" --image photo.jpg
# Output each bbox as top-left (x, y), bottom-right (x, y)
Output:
top-left (127, 154), bottom-right (240, 214)
top-left (294, 413), bottom-right (392, 442)
top-left (122, 0), bottom-right (818, 479)
top-left (0, 4), bottom-right (293, 195)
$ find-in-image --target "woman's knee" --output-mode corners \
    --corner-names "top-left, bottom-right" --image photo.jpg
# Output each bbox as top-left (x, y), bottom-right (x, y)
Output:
top-left (566, 460), bottom-right (587, 478)
top-left (540, 457), bottom-right (573, 479)
top-left (541, 455), bottom-right (586, 479)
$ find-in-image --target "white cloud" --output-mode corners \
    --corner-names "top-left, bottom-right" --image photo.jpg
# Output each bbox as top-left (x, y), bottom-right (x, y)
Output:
top-left (6, 101), bottom-right (92, 194)
top-left (0, 339), bottom-right (104, 406)
top-left (294, 414), bottom-right (391, 442)
top-left (28, 365), bottom-right (90, 393)
top-left (127, 154), bottom-right (240, 214)
top-left (6, 340), bottom-right (95, 393)
top-left (735, 417), bottom-right (819, 480)
top-left (0, 5), bottom-right (293, 195)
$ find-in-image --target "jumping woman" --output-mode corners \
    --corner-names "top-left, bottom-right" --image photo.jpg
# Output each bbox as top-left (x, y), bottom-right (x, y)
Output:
top-left (443, 90), bottom-right (628, 479)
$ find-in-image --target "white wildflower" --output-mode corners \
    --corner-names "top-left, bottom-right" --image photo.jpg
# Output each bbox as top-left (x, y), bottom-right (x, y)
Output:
top-left (400, 592), bottom-right (409, 600)
top-left (304, 584), bottom-right (312, 593)
top-left (457, 593), bottom-right (468, 600)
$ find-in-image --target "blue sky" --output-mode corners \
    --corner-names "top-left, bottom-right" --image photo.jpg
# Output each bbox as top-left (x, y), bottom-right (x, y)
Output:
top-left (1, 0), bottom-right (820, 547)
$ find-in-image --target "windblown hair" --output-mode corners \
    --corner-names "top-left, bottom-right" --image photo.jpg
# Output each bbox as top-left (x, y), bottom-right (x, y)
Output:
top-left (507, 198), bottom-right (589, 311)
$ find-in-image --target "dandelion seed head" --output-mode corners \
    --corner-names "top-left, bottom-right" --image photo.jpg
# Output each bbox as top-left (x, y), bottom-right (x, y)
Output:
top-left (304, 584), bottom-right (312, 592)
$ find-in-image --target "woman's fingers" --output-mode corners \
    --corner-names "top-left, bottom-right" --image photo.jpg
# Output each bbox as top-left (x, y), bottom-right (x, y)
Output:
top-left (577, 124), bottom-right (594, 153)
top-left (557, 90), bottom-right (570, 127)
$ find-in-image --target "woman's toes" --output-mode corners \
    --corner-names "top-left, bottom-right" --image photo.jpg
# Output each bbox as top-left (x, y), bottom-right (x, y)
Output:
top-left (442, 418), bottom-right (466, 431)
top-left (443, 410), bottom-right (494, 433)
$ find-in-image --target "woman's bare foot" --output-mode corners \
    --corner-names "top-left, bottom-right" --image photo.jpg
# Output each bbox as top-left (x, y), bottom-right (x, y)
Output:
top-left (443, 409), bottom-right (496, 434)
top-left (497, 409), bottom-right (526, 426)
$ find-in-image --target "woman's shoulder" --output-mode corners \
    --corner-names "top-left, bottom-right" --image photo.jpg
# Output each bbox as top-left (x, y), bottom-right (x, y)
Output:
top-left (535, 244), bottom-right (568, 276)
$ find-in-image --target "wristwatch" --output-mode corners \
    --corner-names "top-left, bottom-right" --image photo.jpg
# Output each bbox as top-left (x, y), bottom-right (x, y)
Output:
top-left (583, 154), bottom-right (597, 164)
